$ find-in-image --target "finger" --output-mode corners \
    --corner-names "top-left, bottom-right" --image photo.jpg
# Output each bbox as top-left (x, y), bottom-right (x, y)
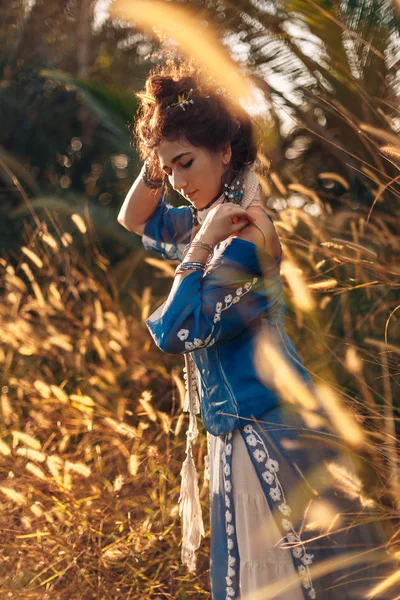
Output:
top-left (231, 214), bottom-right (255, 224)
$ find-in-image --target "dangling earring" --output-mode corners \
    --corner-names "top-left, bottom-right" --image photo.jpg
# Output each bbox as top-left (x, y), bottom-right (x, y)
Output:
top-left (223, 171), bottom-right (245, 205)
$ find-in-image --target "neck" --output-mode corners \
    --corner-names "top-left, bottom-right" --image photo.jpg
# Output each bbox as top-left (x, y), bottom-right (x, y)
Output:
top-left (194, 190), bottom-right (226, 225)
top-left (193, 168), bottom-right (260, 225)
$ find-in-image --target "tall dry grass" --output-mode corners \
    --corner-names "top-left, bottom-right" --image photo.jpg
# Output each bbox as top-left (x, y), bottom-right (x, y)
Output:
top-left (1, 0), bottom-right (399, 590)
top-left (0, 208), bottom-right (210, 599)
top-left (0, 158), bottom-right (399, 597)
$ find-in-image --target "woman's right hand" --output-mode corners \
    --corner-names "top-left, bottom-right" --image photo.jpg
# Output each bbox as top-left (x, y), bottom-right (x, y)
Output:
top-left (194, 203), bottom-right (255, 247)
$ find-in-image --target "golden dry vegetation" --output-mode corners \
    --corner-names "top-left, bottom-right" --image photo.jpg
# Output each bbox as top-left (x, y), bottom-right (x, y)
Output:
top-left (1, 1), bottom-right (400, 597)
top-left (0, 171), bottom-right (399, 597)
top-left (0, 213), bottom-right (211, 599)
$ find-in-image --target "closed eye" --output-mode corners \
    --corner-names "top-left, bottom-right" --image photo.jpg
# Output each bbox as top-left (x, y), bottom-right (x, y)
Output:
top-left (182, 159), bottom-right (193, 169)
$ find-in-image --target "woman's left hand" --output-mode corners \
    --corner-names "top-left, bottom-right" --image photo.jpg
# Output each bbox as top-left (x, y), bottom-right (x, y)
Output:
top-left (194, 204), bottom-right (255, 247)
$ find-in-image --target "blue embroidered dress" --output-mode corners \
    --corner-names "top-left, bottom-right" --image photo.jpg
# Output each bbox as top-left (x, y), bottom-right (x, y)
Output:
top-left (141, 195), bottom-right (396, 599)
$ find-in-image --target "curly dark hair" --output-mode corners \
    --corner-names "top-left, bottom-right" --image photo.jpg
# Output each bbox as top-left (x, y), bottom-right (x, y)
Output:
top-left (133, 58), bottom-right (258, 184)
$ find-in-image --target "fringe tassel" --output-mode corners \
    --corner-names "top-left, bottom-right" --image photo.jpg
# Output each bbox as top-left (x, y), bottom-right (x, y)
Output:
top-left (183, 353), bottom-right (200, 414)
top-left (179, 353), bottom-right (204, 572)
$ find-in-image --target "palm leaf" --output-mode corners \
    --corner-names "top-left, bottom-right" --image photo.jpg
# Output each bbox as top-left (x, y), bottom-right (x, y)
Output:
top-left (40, 69), bottom-right (138, 147)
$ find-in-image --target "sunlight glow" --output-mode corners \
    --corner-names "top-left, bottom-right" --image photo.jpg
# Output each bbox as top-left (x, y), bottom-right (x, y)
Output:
top-left (111, 0), bottom-right (256, 106)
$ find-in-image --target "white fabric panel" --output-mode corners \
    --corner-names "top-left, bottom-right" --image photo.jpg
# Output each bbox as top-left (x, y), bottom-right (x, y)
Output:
top-left (231, 429), bottom-right (305, 600)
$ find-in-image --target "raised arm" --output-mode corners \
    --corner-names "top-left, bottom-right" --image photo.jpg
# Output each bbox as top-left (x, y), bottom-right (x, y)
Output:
top-left (117, 167), bottom-right (161, 236)
top-left (145, 236), bottom-right (284, 354)
top-left (145, 204), bottom-right (284, 354)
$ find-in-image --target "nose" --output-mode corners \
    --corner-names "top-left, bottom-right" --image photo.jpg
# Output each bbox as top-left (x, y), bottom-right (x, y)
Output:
top-left (171, 169), bottom-right (188, 192)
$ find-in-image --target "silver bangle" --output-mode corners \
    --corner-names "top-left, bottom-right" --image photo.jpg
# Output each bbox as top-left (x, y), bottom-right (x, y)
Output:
top-left (182, 241), bottom-right (214, 260)
top-left (175, 261), bottom-right (207, 276)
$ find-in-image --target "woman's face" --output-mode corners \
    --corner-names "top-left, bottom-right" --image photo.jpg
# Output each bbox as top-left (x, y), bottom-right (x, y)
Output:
top-left (157, 137), bottom-right (232, 209)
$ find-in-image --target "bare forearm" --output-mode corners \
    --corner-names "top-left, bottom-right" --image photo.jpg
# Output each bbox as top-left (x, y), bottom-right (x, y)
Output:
top-left (117, 169), bottom-right (161, 233)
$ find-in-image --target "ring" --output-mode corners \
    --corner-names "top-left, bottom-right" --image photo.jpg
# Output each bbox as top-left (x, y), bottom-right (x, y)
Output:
top-left (232, 216), bottom-right (241, 224)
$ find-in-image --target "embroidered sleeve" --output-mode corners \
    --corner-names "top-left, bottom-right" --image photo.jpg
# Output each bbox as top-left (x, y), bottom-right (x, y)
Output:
top-left (145, 238), bottom-right (281, 354)
top-left (142, 194), bottom-right (193, 260)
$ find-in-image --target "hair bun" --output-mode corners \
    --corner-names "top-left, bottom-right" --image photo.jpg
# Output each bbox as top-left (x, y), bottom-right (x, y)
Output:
top-left (146, 75), bottom-right (177, 102)
top-left (146, 75), bottom-right (197, 107)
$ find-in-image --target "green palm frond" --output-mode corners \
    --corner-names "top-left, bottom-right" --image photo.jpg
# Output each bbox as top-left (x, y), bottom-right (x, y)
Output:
top-left (41, 69), bottom-right (139, 147)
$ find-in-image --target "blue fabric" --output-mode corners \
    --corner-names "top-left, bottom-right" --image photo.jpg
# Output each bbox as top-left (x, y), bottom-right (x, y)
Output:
top-left (143, 197), bottom-right (312, 435)
top-left (142, 194), bottom-right (193, 260)
top-left (209, 405), bottom-right (397, 600)
top-left (142, 198), bottom-right (397, 598)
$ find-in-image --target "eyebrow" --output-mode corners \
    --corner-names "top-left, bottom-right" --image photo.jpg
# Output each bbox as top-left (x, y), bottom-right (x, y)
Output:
top-left (161, 152), bottom-right (192, 171)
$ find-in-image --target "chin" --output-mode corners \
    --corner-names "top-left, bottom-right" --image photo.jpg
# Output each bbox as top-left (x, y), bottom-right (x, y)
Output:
top-left (192, 197), bottom-right (213, 210)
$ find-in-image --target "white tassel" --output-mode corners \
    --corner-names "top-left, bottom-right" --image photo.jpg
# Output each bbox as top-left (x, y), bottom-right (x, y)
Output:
top-left (179, 440), bottom-right (205, 571)
top-left (179, 353), bottom-right (204, 571)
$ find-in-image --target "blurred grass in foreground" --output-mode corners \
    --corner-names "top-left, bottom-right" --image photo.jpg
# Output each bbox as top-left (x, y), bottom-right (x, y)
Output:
top-left (0, 156), bottom-right (399, 597)
top-left (0, 205), bottom-right (210, 599)
top-left (1, 0), bottom-right (399, 595)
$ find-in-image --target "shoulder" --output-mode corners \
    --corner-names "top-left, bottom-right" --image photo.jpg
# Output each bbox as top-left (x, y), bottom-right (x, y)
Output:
top-left (235, 206), bottom-right (281, 257)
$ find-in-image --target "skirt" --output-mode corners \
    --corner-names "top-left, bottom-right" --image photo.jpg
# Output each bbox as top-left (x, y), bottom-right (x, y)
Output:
top-left (208, 403), bottom-right (398, 600)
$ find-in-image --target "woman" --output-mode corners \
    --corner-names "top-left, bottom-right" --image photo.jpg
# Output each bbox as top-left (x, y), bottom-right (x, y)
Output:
top-left (118, 62), bottom-right (396, 599)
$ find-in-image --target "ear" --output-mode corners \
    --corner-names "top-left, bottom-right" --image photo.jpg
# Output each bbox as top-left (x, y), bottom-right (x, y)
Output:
top-left (221, 144), bottom-right (232, 166)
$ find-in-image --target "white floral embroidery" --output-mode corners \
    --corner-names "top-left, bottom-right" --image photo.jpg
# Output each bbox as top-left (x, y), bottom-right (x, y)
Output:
top-left (246, 434), bottom-right (257, 447)
top-left (253, 449), bottom-right (266, 462)
top-left (175, 276), bottom-right (258, 348)
top-left (262, 471), bottom-right (275, 485)
top-left (177, 329), bottom-right (189, 340)
top-left (282, 519), bottom-right (293, 531)
top-left (266, 458), bottom-right (279, 473)
top-left (302, 553), bottom-right (314, 566)
top-left (269, 486), bottom-right (282, 502)
top-left (223, 435), bottom-right (238, 600)
top-left (278, 503), bottom-right (291, 516)
top-left (242, 424), bottom-right (317, 598)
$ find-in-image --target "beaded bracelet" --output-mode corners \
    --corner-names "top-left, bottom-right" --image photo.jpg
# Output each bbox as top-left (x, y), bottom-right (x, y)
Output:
top-left (175, 261), bottom-right (207, 276)
top-left (141, 158), bottom-right (163, 189)
top-left (182, 240), bottom-right (214, 260)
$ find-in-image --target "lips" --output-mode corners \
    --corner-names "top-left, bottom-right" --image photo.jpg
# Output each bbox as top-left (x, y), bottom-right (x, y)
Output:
top-left (186, 190), bottom-right (198, 199)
